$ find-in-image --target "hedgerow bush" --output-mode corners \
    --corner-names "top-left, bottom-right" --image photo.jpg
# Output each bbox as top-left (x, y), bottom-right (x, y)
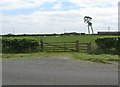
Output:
top-left (95, 36), bottom-right (120, 55)
top-left (2, 38), bottom-right (40, 53)
top-left (87, 43), bottom-right (97, 54)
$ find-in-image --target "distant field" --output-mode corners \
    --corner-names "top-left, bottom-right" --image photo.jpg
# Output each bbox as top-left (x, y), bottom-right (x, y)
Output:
top-left (3, 35), bottom-right (102, 43)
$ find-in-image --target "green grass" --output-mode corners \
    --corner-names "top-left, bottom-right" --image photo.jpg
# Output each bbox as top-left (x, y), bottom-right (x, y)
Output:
top-left (3, 35), bottom-right (118, 45)
top-left (72, 53), bottom-right (119, 64)
top-left (3, 35), bottom-right (101, 43)
top-left (2, 52), bottom-right (119, 64)
top-left (2, 52), bottom-right (71, 59)
top-left (40, 35), bottom-right (99, 43)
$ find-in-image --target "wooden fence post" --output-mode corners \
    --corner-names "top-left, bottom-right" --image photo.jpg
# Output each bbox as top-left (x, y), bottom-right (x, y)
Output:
top-left (40, 39), bottom-right (44, 52)
top-left (64, 42), bottom-right (66, 52)
top-left (76, 40), bottom-right (79, 52)
top-left (53, 43), bottom-right (55, 52)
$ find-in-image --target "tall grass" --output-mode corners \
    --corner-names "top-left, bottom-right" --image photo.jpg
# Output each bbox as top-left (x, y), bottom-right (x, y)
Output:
top-left (2, 52), bottom-right (119, 64)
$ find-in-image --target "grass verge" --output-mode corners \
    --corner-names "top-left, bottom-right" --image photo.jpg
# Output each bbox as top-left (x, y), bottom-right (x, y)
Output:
top-left (2, 52), bottom-right (119, 64)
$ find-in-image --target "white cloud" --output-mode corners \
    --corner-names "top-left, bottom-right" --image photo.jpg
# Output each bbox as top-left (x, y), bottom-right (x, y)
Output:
top-left (1, 0), bottom-right (34, 10)
top-left (1, 0), bottom-right (57, 10)
top-left (1, 0), bottom-right (119, 11)
top-left (53, 2), bottom-right (62, 10)
top-left (2, 7), bottom-right (118, 34)
top-left (1, 0), bottom-right (118, 34)
top-left (68, 0), bottom-right (119, 7)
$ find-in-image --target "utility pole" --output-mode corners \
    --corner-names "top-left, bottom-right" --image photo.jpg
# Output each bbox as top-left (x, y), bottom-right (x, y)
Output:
top-left (64, 28), bottom-right (65, 34)
top-left (13, 29), bottom-right (15, 35)
top-left (108, 27), bottom-right (110, 32)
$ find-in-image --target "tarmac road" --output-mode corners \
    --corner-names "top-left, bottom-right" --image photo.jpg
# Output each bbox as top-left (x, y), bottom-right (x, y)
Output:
top-left (2, 57), bottom-right (118, 85)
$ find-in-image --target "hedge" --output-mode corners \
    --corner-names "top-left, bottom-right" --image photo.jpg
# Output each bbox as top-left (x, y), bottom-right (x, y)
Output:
top-left (2, 38), bottom-right (40, 53)
top-left (95, 36), bottom-right (120, 55)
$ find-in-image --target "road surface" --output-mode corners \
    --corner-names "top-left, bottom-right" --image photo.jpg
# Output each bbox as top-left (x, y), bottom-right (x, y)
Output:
top-left (2, 57), bottom-right (118, 85)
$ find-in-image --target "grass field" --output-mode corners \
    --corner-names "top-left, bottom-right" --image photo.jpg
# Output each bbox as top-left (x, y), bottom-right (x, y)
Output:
top-left (39, 35), bottom-right (99, 43)
top-left (3, 35), bottom-right (101, 43)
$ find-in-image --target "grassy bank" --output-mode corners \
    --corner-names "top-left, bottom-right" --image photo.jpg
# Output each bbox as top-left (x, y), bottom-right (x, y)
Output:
top-left (2, 52), bottom-right (119, 64)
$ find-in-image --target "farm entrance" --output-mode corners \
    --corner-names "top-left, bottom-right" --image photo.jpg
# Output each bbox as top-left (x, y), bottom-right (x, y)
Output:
top-left (40, 40), bottom-right (91, 52)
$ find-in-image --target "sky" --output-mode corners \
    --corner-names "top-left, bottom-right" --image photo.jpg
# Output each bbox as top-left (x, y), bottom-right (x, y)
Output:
top-left (0, 0), bottom-right (119, 34)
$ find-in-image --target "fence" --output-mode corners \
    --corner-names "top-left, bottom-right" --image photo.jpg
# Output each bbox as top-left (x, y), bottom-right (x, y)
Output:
top-left (40, 40), bottom-right (91, 52)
